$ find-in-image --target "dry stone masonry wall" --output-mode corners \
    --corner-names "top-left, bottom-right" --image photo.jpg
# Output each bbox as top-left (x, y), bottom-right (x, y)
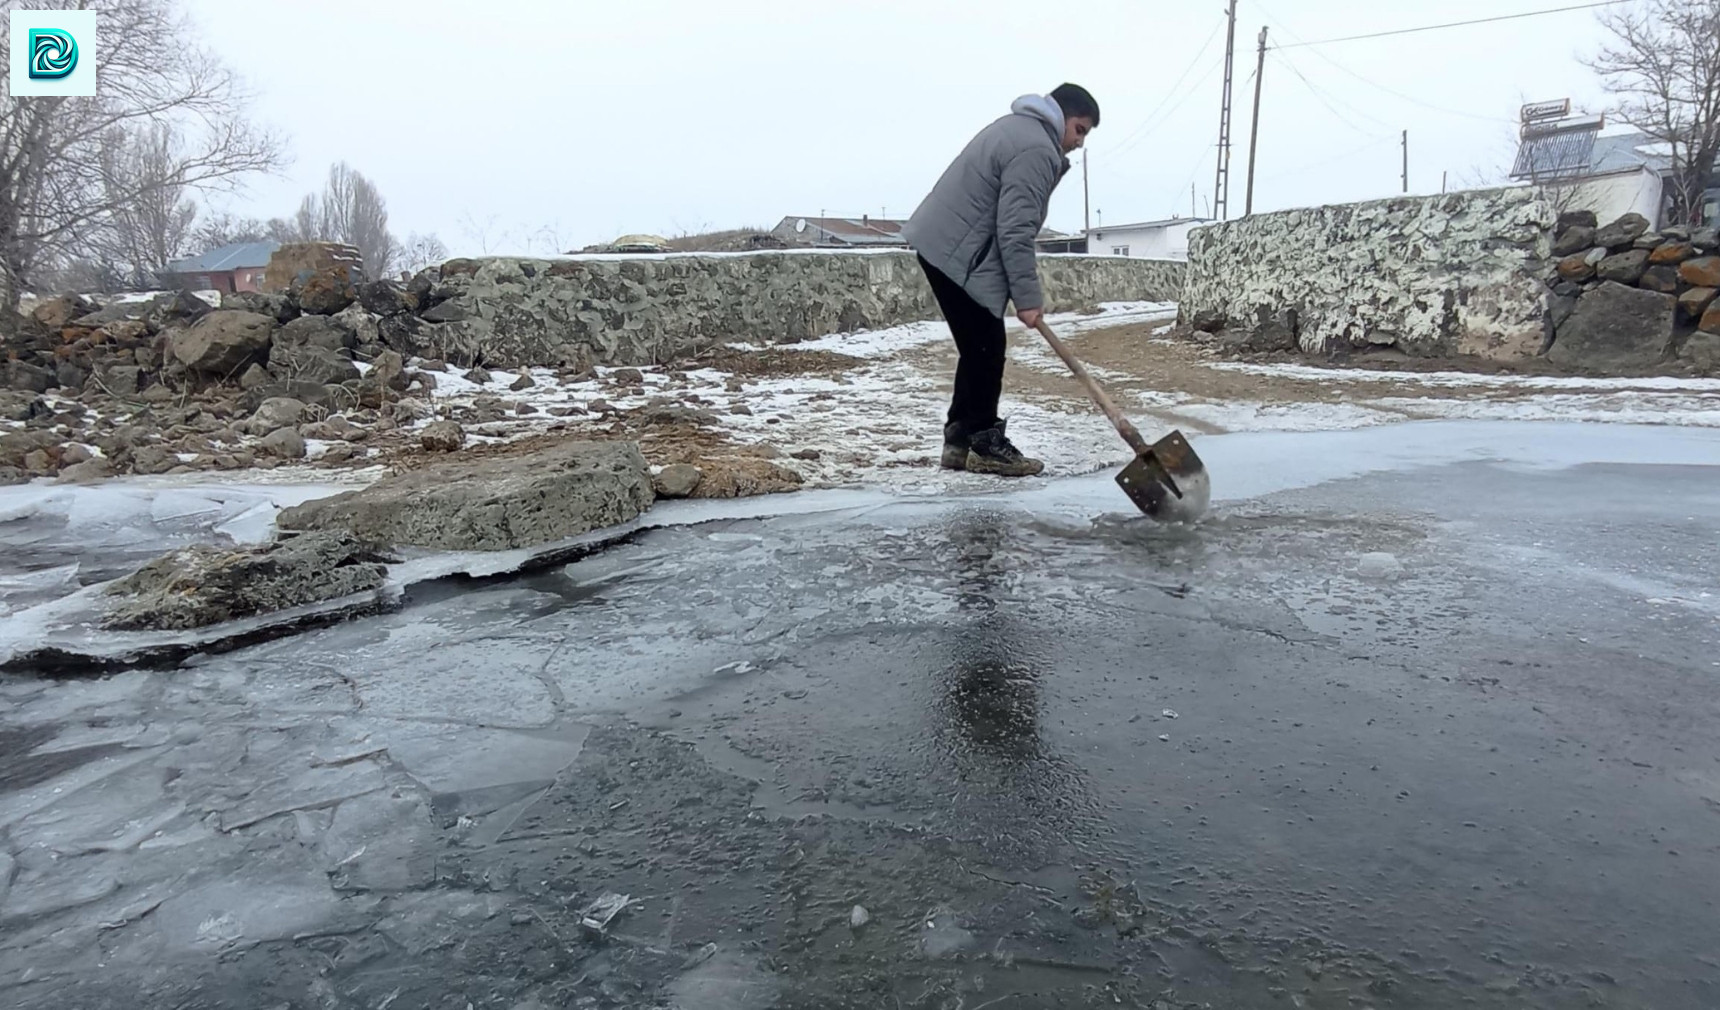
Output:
top-left (1545, 210), bottom-right (1720, 373)
top-left (1180, 187), bottom-right (1556, 361)
top-left (386, 251), bottom-right (1186, 369)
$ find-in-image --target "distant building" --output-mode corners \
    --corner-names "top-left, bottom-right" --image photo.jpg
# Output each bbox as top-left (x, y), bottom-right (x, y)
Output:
top-left (1036, 228), bottom-right (1088, 254)
top-left (771, 215), bottom-right (909, 248)
top-left (160, 240), bottom-right (279, 293)
top-left (1084, 217), bottom-right (1212, 261)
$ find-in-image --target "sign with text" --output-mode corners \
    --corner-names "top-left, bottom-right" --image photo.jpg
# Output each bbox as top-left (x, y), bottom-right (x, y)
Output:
top-left (1520, 99), bottom-right (1572, 124)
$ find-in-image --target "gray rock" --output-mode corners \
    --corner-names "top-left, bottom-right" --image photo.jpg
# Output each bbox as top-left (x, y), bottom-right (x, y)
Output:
top-left (653, 463), bottom-right (703, 498)
top-left (0, 465), bottom-right (27, 485)
top-left (140, 290), bottom-right (212, 332)
top-left (277, 314), bottom-right (356, 353)
top-left (358, 280), bottom-right (411, 317)
top-left (509, 371), bottom-right (536, 391)
top-left (1593, 213), bottom-right (1651, 249)
top-left (419, 419), bottom-right (465, 452)
top-left (57, 458), bottom-right (114, 483)
top-left (1551, 226), bottom-right (1595, 258)
top-left (22, 449), bottom-right (52, 474)
top-left (1556, 209), bottom-right (1598, 233)
top-left (0, 391), bottom-right (44, 422)
top-left (31, 293), bottom-right (96, 329)
top-left (372, 350), bottom-right (407, 391)
top-left (101, 530), bottom-right (391, 632)
top-left (5, 360), bottom-right (54, 393)
top-left (169, 310), bottom-right (277, 376)
top-left (248, 397), bottom-right (309, 435)
top-left (129, 445), bottom-right (179, 476)
top-left (260, 427), bottom-right (308, 460)
top-left (389, 397), bottom-right (429, 423)
top-left (55, 362), bottom-right (89, 395)
top-left (97, 364), bottom-right (142, 396)
top-left (1681, 331), bottom-right (1720, 371)
top-left (240, 363), bottom-right (270, 390)
top-left (60, 443), bottom-right (93, 465)
top-left (221, 290), bottom-right (298, 323)
top-left (1549, 294), bottom-right (1579, 332)
top-left (611, 368), bottom-right (645, 385)
top-left (1633, 232), bottom-right (1664, 251)
top-left (269, 342), bottom-right (360, 386)
top-left (1695, 227), bottom-right (1720, 251)
top-left (464, 366), bottom-right (493, 385)
top-left (277, 440), bottom-right (655, 551)
top-left (1596, 249), bottom-right (1649, 285)
top-left (1546, 282), bottom-right (1675, 372)
top-left (1662, 224), bottom-right (1692, 242)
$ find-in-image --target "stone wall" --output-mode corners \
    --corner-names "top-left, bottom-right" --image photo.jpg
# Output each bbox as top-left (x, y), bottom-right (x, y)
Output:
top-left (1542, 211), bottom-right (1720, 373)
top-left (383, 250), bottom-right (1186, 368)
top-left (1180, 187), bottom-right (1556, 360)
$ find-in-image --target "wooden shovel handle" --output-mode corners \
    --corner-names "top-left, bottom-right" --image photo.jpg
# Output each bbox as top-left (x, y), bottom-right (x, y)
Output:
top-left (1033, 319), bottom-right (1151, 457)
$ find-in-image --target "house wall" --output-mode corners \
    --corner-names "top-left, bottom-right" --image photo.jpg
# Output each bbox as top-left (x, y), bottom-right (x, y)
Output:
top-left (1560, 168), bottom-right (1665, 229)
top-left (1181, 186), bottom-right (1556, 360)
top-left (386, 250), bottom-right (1188, 368)
top-left (1086, 221), bottom-right (1202, 260)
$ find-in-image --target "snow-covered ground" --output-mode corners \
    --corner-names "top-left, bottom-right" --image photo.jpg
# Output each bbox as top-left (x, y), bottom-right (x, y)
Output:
top-left (376, 301), bottom-right (1720, 494)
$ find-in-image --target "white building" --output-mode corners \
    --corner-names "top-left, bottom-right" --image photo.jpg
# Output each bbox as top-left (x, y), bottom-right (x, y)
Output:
top-left (1084, 217), bottom-right (1212, 260)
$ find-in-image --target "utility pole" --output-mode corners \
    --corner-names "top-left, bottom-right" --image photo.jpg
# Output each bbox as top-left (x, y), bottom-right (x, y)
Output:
top-left (1191, 183), bottom-right (1196, 218)
top-left (1401, 130), bottom-right (1409, 194)
top-left (1442, 170), bottom-right (1448, 194)
top-left (1083, 149), bottom-right (1091, 234)
top-left (1244, 25), bottom-right (1268, 216)
top-left (1213, 0), bottom-right (1239, 221)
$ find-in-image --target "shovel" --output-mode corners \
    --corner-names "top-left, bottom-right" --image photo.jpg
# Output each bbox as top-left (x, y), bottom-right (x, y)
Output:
top-left (1033, 318), bottom-right (1211, 523)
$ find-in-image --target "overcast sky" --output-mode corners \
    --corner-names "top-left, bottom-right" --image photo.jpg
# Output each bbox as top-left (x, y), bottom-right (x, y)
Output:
top-left (181, 0), bottom-right (1625, 256)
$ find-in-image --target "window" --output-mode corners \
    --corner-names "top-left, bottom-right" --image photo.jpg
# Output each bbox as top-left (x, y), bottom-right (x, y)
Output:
top-left (1112, 245), bottom-right (1130, 256)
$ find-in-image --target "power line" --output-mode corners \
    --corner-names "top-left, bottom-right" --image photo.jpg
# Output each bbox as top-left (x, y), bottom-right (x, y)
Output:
top-left (1106, 16), bottom-right (1228, 156)
top-left (1271, 48), bottom-right (1395, 136)
top-left (1255, 1), bottom-right (1520, 125)
top-left (1273, 0), bottom-right (1631, 50)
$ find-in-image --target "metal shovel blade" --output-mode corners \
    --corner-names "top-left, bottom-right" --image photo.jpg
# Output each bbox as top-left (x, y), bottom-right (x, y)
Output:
top-left (1116, 430), bottom-right (1211, 523)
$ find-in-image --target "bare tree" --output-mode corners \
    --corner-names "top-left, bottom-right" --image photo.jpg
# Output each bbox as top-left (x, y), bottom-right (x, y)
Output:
top-left (191, 210), bottom-right (270, 250)
top-left (0, 0), bottom-right (286, 306)
top-left (93, 121), bottom-right (198, 285)
top-left (402, 232), bottom-right (448, 273)
top-left (457, 212), bottom-right (511, 255)
top-left (283, 163), bottom-right (399, 277)
top-left (1590, 0), bottom-right (1720, 226)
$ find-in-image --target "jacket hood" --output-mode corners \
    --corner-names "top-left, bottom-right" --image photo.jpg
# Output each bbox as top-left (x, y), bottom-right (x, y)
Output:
top-left (1010, 94), bottom-right (1065, 151)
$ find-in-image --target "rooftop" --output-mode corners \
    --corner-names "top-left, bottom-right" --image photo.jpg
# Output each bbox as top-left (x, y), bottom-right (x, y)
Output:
top-left (164, 240), bottom-right (280, 273)
top-left (1086, 217), bottom-right (1215, 234)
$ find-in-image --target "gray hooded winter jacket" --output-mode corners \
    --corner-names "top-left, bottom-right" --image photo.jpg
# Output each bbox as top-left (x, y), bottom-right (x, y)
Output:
top-left (903, 95), bottom-right (1071, 319)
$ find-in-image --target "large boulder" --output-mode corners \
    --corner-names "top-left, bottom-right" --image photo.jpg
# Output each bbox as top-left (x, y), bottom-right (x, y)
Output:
top-left (1556, 210), bottom-right (1599, 233)
top-left (357, 279), bottom-right (411, 317)
top-left (4, 360), bottom-right (55, 392)
top-left (169, 310), bottom-right (277, 376)
top-left (1681, 332), bottom-right (1720, 372)
top-left (140, 290), bottom-right (212, 332)
top-left (101, 530), bottom-right (391, 631)
top-left (291, 264), bottom-right (359, 315)
top-left (1596, 249), bottom-right (1649, 285)
top-left (1547, 282), bottom-right (1675, 372)
top-left (269, 342), bottom-right (360, 386)
top-left (31, 294), bottom-right (95, 330)
top-left (1594, 212), bottom-right (1651, 249)
top-left (1640, 265), bottom-right (1681, 293)
top-left (1551, 226), bottom-right (1595, 258)
top-left (247, 396), bottom-right (309, 435)
top-left (276, 314), bottom-right (356, 353)
top-left (276, 439), bottom-right (655, 551)
top-left (221, 290), bottom-right (298, 323)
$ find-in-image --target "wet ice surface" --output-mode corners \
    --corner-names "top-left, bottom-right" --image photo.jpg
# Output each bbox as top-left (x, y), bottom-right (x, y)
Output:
top-left (1, 421), bottom-right (1719, 1008)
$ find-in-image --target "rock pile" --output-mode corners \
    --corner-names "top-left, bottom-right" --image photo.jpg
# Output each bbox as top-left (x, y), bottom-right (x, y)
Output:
top-left (1545, 211), bottom-right (1720, 372)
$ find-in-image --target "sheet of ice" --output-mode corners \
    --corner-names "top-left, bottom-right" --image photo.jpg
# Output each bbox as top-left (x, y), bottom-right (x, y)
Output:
top-left (1208, 360), bottom-right (1720, 392)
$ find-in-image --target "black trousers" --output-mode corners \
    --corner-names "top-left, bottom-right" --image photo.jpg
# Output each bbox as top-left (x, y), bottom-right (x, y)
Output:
top-left (919, 256), bottom-right (1005, 433)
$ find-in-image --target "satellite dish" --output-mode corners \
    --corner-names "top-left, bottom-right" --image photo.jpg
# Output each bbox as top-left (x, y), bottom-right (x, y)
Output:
top-left (795, 219), bottom-right (807, 233)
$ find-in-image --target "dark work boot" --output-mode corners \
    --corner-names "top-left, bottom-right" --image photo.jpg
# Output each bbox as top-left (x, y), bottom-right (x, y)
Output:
top-left (965, 420), bottom-right (1044, 477)
top-left (941, 421), bottom-right (971, 470)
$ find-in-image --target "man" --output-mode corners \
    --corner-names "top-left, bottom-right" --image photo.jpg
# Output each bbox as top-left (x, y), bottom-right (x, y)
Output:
top-left (903, 83), bottom-right (1099, 477)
